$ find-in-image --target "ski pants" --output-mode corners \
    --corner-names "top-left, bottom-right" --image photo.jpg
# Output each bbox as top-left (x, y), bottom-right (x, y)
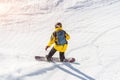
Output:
top-left (47, 47), bottom-right (65, 62)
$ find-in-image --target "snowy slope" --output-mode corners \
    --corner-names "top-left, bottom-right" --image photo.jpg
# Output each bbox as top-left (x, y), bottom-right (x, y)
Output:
top-left (0, 0), bottom-right (120, 80)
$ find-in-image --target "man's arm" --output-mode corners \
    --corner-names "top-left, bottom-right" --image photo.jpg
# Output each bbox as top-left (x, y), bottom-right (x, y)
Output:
top-left (47, 33), bottom-right (55, 47)
top-left (65, 32), bottom-right (70, 40)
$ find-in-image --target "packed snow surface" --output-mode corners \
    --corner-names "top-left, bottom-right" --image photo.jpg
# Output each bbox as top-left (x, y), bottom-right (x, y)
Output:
top-left (0, 0), bottom-right (120, 80)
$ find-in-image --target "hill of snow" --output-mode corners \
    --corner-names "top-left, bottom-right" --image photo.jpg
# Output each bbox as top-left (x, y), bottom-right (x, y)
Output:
top-left (0, 0), bottom-right (120, 80)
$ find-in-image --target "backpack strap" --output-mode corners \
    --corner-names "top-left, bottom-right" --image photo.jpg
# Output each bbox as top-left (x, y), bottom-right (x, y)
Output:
top-left (53, 31), bottom-right (57, 38)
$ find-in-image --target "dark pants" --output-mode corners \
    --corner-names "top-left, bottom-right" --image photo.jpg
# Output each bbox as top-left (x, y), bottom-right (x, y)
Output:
top-left (47, 47), bottom-right (65, 62)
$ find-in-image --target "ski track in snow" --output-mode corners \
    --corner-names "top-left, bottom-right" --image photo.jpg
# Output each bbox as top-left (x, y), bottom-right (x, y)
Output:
top-left (0, 0), bottom-right (120, 80)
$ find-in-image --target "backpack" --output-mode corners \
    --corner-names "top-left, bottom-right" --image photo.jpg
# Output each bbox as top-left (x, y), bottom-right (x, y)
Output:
top-left (54, 30), bottom-right (67, 45)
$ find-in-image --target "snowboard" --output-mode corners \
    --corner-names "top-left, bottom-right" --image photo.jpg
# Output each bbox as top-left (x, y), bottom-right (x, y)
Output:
top-left (35, 56), bottom-right (75, 63)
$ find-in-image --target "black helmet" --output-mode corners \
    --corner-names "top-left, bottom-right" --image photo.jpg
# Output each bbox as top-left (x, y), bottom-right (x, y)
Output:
top-left (55, 22), bottom-right (62, 28)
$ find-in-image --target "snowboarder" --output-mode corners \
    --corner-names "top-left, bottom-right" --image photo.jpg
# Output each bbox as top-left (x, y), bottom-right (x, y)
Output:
top-left (45, 22), bottom-right (70, 62)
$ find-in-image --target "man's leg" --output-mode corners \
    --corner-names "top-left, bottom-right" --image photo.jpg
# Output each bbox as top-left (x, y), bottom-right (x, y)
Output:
top-left (59, 52), bottom-right (65, 62)
top-left (46, 47), bottom-right (56, 61)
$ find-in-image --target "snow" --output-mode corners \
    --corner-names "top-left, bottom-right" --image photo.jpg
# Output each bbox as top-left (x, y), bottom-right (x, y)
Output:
top-left (0, 0), bottom-right (120, 80)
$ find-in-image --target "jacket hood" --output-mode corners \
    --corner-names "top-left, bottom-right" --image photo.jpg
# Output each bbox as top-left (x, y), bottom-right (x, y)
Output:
top-left (55, 27), bottom-right (63, 31)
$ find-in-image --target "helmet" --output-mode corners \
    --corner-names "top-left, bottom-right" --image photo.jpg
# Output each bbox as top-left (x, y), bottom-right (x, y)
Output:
top-left (55, 22), bottom-right (62, 28)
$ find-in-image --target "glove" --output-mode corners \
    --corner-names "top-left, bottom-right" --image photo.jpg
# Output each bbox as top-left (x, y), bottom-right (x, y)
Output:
top-left (45, 46), bottom-right (50, 51)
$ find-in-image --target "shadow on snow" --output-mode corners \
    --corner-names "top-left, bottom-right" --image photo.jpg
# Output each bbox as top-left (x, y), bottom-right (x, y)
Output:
top-left (18, 62), bottom-right (95, 80)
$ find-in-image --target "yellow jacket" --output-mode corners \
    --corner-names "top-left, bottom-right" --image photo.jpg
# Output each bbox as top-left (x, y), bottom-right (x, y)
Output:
top-left (47, 27), bottom-right (70, 52)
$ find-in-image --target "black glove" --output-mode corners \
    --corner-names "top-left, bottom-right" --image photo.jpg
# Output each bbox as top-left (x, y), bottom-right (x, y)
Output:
top-left (45, 46), bottom-right (50, 51)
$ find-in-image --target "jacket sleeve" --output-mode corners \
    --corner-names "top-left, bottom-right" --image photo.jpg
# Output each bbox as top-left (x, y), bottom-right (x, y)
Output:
top-left (47, 33), bottom-right (55, 47)
top-left (65, 33), bottom-right (70, 40)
